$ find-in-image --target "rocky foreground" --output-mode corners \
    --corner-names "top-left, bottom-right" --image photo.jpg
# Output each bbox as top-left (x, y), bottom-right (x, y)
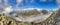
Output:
top-left (0, 9), bottom-right (60, 25)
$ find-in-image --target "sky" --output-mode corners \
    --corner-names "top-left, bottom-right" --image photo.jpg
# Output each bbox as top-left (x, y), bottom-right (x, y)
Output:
top-left (0, 0), bottom-right (60, 11)
top-left (9, 0), bottom-right (58, 9)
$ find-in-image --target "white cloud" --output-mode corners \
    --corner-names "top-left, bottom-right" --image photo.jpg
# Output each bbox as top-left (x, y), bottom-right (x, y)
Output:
top-left (4, 0), bottom-right (9, 7)
top-left (52, 8), bottom-right (59, 11)
top-left (0, 0), bottom-right (2, 3)
top-left (56, 0), bottom-right (60, 8)
top-left (0, 0), bottom-right (11, 13)
top-left (0, 0), bottom-right (5, 13)
top-left (16, 0), bottom-right (23, 8)
top-left (15, 0), bottom-right (24, 11)
top-left (56, 0), bottom-right (60, 3)
top-left (16, 0), bottom-right (23, 3)
top-left (21, 8), bottom-right (43, 12)
top-left (2, 6), bottom-right (13, 13)
top-left (40, 0), bottom-right (53, 2)
top-left (40, 0), bottom-right (46, 2)
top-left (0, 0), bottom-right (9, 7)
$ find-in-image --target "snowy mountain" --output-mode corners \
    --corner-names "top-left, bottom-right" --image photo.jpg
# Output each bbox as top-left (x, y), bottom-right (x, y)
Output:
top-left (4, 8), bottom-right (53, 22)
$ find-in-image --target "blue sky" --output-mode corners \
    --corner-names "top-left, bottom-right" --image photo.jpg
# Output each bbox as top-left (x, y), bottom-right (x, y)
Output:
top-left (21, 0), bottom-right (58, 9)
top-left (0, 0), bottom-right (60, 10)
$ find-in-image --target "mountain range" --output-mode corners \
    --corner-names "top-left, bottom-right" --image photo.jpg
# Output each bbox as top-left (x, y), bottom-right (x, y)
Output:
top-left (0, 8), bottom-right (60, 25)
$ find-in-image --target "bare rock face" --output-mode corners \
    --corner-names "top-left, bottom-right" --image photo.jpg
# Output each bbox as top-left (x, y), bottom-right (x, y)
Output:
top-left (41, 9), bottom-right (49, 15)
top-left (20, 9), bottom-right (41, 16)
top-left (9, 9), bottom-right (41, 18)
